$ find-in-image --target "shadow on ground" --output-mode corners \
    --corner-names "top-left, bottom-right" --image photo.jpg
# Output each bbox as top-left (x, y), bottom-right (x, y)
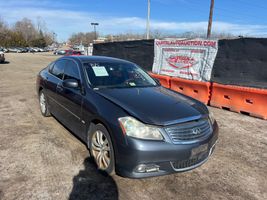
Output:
top-left (0, 190), bottom-right (3, 199)
top-left (69, 157), bottom-right (118, 200)
top-left (0, 61), bottom-right (10, 64)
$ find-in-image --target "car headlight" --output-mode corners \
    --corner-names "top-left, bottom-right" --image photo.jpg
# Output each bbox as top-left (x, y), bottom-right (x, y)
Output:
top-left (208, 110), bottom-right (215, 124)
top-left (118, 116), bottom-right (163, 140)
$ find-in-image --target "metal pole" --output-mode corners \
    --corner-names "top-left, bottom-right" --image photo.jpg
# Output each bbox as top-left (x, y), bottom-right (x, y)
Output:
top-left (53, 32), bottom-right (55, 43)
top-left (91, 23), bottom-right (99, 41)
top-left (207, 0), bottom-right (214, 38)
top-left (146, 0), bottom-right (151, 39)
top-left (94, 25), bottom-right (97, 40)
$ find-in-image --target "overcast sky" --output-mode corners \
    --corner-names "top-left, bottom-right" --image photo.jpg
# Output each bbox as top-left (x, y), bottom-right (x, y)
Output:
top-left (1, 0), bottom-right (267, 41)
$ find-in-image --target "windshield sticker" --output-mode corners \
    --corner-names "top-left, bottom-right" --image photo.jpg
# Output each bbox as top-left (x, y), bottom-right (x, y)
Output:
top-left (92, 66), bottom-right (109, 77)
top-left (129, 82), bottom-right (136, 86)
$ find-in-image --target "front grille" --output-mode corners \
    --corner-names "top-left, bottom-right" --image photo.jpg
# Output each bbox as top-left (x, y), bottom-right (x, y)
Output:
top-left (164, 118), bottom-right (211, 142)
top-left (171, 152), bottom-right (208, 170)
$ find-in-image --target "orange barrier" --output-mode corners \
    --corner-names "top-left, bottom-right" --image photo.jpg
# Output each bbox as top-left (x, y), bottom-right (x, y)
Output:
top-left (210, 83), bottom-right (267, 120)
top-left (170, 77), bottom-right (211, 104)
top-left (149, 72), bottom-right (171, 88)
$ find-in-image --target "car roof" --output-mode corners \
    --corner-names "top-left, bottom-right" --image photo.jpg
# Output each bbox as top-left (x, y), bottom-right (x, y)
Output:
top-left (63, 56), bottom-right (134, 65)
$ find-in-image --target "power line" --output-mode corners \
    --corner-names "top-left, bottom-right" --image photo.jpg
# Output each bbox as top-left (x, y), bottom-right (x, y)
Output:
top-left (182, 1), bottom-right (248, 21)
top-left (214, 7), bottom-right (265, 21)
top-left (233, 0), bottom-right (267, 10)
top-left (184, 0), bottom-right (266, 22)
top-left (187, 0), bottom-right (267, 10)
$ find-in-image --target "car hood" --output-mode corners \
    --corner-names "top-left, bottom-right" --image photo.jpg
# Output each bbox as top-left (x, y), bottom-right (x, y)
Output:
top-left (96, 86), bottom-right (208, 126)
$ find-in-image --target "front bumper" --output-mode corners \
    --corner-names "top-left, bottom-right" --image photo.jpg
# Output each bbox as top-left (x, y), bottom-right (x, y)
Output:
top-left (115, 121), bottom-right (219, 178)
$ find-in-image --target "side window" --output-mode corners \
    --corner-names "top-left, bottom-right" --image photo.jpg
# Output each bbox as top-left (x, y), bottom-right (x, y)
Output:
top-left (51, 60), bottom-right (66, 79)
top-left (48, 62), bottom-right (54, 73)
top-left (64, 60), bottom-right (80, 82)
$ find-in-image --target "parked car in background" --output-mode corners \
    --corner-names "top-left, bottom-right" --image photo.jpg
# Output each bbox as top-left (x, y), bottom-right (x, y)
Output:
top-left (5, 47), bottom-right (47, 53)
top-left (31, 47), bottom-right (40, 52)
top-left (54, 49), bottom-right (67, 55)
top-left (36, 56), bottom-right (218, 178)
top-left (0, 47), bottom-right (8, 53)
top-left (26, 47), bottom-right (35, 53)
top-left (8, 47), bottom-right (22, 53)
top-left (33, 47), bottom-right (41, 52)
top-left (18, 47), bottom-right (28, 53)
top-left (64, 50), bottom-right (82, 56)
top-left (0, 51), bottom-right (5, 63)
top-left (44, 47), bottom-right (53, 52)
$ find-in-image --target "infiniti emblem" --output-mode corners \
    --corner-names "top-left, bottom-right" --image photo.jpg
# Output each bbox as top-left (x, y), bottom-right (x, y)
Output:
top-left (192, 128), bottom-right (201, 135)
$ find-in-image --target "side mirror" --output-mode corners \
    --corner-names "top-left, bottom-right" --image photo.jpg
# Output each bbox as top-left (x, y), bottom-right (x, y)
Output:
top-left (154, 78), bottom-right (161, 85)
top-left (63, 79), bottom-right (79, 88)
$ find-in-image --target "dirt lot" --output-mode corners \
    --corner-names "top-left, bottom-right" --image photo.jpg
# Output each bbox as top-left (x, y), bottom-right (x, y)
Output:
top-left (0, 53), bottom-right (266, 200)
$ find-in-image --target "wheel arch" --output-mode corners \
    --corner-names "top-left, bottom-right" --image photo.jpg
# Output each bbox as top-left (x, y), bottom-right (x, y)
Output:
top-left (87, 118), bottom-right (115, 146)
top-left (38, 86), bottom-right (43, 94)
top-left (87, 117), bottom-right (118, 167)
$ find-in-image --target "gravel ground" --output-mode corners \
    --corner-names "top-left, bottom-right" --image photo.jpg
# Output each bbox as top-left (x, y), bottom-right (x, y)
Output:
top-left (0, 53), bottom-right (266, 200)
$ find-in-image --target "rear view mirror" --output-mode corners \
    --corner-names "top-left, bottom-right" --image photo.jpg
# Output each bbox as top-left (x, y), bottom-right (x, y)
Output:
top-left (63, 79), bottom-right (79, 88)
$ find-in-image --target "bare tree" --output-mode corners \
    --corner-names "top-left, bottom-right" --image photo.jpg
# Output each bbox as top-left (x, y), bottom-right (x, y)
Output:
top-left (106, 32), bottom-right (145, 42)
top-left (0, 17), bottom-right (9, 47)
top-left (68, 32), bottom-right (96, 45)
top-left (150, 29), bottom-right (165, 39)
top-left (14, 18), bottom-right (37, 43)
top-left (0, 16), bottom-right (55, 47)
top-left (0, 17), bottom-right (8, 32)
top-left (36, 16), bottom-right (48, 33)
top-left (43, 31), bottom-right (54, 45)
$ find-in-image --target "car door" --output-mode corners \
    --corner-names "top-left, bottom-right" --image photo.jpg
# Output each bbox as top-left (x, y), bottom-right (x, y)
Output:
top-left (45, 59), bottom-right (66, 119)
top-left (56, 59), bottom-right (86, 140)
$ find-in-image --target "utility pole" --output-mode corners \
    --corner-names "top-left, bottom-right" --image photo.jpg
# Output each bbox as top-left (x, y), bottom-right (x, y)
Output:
top-left (52, 32), bottom-right (56, 43)
top-left (207, 0), bottom-right (214, 38)
top-left (146, 0), bottom-right (151, 39)
top-left (91, 22), bottom-right (99, 41)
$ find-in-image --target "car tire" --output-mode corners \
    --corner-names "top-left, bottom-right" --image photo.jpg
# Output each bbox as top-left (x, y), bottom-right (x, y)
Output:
top-left (88, 123), bottom-right (115, 175)
top-left (39, 90), bottom-right (51, 117)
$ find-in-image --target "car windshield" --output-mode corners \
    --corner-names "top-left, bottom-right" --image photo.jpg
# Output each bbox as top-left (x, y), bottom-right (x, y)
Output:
top-left (84, 62), bottom-right (157, 89)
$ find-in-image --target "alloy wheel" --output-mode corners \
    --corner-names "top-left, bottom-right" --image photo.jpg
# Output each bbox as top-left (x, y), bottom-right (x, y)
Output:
top-left (39, 92), bottom-right (46, 114)
top-left (91, 130), bottom-right (111, 170)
